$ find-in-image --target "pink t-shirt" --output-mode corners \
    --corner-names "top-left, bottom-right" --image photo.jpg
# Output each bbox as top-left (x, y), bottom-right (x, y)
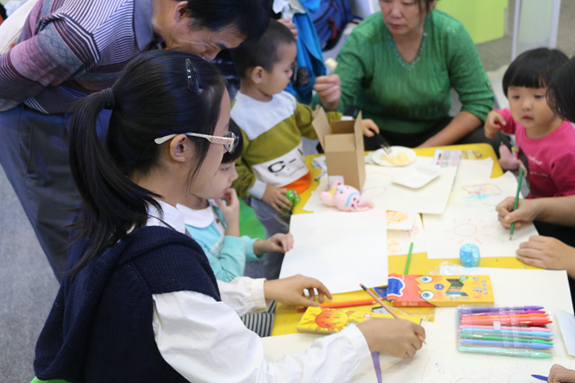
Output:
top-left (498, 108), bottom-right (575, 198)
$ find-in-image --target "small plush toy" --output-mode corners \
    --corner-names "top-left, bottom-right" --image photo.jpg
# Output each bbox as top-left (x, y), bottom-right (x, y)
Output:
top-left (319, 180), bottom-right (374, 212)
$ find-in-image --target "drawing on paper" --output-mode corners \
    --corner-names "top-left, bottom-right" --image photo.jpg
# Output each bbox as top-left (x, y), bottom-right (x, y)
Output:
top-left (444, 218), bottom-right (490, 245)
top-left (387, 210), bottom-right (409, 225)
top-left (458, 184), bottom-right (502, 206)
top-left (387, 237), bottom-right (401, 256)
top-left (489, 361), bottom-right (541, 383)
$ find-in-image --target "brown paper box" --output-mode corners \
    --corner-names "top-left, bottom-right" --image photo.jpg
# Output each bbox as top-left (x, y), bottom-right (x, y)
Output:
top-left (312, 108), bottom-right (366, 191)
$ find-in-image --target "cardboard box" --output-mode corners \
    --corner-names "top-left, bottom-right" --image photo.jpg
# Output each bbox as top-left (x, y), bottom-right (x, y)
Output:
top-left (312, 108), bottom-right (366, 191)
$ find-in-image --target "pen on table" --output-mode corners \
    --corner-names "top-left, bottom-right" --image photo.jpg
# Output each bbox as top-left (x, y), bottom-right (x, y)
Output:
top-left (296, 300), bottom-right (377, 312)
top-left (458, 346), bottom-right (552, 358)
top-left (459, 306), bottom-right (544, 313)
top-left (460, 328), bottom-right (554, 337)
top-left (461, 310), bottom-right (546, 317)
top-left (531, 374), bottom-right (548, 382)
top-left (460, 333), bottom-right (553, 345)
top-left (460, 324), bottom-right (552, 332)
top-left (459, 339), bottom-right (552, 349)
top-left (509, 169), bottom-right (524, 240)
top-left (404, 242), bottom-right (414, 275)
top-left (359, 283), bottom-right (426, 344)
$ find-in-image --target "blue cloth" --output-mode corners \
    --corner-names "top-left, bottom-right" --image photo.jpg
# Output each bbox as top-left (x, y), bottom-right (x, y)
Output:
top-left (183, 203), bottom-right (261, 282)
top-left (35, 226), bottom-right (220, 382)
top-left (285, 10), bottom-right (326, 104)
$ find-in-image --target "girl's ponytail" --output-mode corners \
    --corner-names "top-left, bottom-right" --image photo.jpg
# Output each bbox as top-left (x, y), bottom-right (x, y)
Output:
top-left (67, 89), bottom-right (160, 276)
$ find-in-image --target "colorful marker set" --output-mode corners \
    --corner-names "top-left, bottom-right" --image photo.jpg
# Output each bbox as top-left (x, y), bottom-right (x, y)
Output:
top-left (456, 305), bottom-right (554, 358)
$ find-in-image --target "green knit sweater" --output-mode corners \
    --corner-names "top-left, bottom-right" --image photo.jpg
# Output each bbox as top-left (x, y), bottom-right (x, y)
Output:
top-left (318, 10), bottom-right (493, 134)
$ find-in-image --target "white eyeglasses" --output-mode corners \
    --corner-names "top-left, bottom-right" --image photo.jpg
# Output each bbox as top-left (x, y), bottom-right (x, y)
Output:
top-left (154, 131), bottom-right (239, 153)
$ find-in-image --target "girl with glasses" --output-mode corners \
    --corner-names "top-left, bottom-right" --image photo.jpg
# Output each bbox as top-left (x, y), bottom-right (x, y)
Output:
top-left (35, 50), bottom-right (424, 382)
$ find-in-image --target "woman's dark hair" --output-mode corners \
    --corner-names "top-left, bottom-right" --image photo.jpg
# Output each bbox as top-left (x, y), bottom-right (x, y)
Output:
top-left (186, 0), bottom-right (271, 41)
top-left (416, 0), bottom-right (436, 13)
top-left (547, 55), bottom-right (575, 122)
top-left (503, 48), bottom-right (569, 97)
top-left (231, 19), bottom-right (296, 78)
top-left (68, 50), bottom-right (226, 275)
top-left (222, 119), bottom-right (244, 164)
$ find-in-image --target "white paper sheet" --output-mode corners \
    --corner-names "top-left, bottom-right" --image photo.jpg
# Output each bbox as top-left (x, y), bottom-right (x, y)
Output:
top-left (387, 213), bottom-right (426, 256)
top-left (555, 310), bottom-right (575, 357)
top-left (304, 157), bottom-right (457, 215)
top-left (263, 268), bottom-right (574, 382)
top-left (279, 209), bottom-right (388, 294)
top-left (385, 210), bottom-right (416, 231)
top-left (452, 158), bottom-right (494, 190)
top-left (423, 172), bottom-right (538, 259)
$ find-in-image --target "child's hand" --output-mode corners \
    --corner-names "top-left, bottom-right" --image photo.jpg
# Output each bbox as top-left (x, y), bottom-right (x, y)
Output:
top-left (516, 236), bottom-right (575, 275)
top-left (549, 364), bottom-right (575, 383)
top-left (262, 185), bottom-right (292, 213)
top-left (215, 188), bottom-right (240, 236)
top-left (254, 233), bottom-right (294, 255)
top-left (496, 197), bottom-right (541, 229)
top-left (361, 118), bottom-right (380, 137)
top-left (484, 110), bottom-right (506, 139)
top-left (263, 274), bottom-right (332, 306)
top-left (357, 318), bottom-right (425, 359)
top-left (314, 74), bottom-right (341, 111)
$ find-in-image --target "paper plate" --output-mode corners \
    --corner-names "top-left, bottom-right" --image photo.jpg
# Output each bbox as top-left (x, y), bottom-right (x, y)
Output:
top-left (392, 166), bottom-right (441, 189)
top-left (372, 146), bottom-right (417, 167)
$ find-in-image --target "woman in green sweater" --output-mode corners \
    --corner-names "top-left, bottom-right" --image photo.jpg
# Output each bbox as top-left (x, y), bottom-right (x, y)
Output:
top-left (315, 0), bottom-right (501, 149)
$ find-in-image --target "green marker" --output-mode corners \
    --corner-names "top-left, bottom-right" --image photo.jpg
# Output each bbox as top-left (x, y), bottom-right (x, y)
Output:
top-left (404, 242), bottom-right (414, 275)
top-left (509, 169), bottom-right (524, 240)
top-left (458, 346), bottom-right (551, 358)
top-left (460, 333), bottom-right (553, 345)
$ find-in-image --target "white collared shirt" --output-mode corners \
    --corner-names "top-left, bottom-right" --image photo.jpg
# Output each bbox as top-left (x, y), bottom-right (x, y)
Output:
top-left (147, 199), bottom-right (373, 382)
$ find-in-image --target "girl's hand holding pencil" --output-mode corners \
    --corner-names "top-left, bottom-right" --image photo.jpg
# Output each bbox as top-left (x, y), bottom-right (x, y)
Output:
top-left (548, 364), bottom-right (575, 383)
top-left (496, 196), bottom-right (540, 229)
top-left (484, 110), bottom-right (506, 139)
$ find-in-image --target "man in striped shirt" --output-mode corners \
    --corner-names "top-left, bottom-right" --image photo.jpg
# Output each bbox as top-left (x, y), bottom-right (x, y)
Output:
top-left (0, 0), bottom-right (270, 281)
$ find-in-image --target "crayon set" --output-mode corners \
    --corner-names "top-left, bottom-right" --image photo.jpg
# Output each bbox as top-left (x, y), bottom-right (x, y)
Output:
top-left (456, 305), bottom-right (554, 358)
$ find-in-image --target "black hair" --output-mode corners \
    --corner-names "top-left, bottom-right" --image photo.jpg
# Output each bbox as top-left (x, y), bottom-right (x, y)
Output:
top-left (222, 119), bottom-right (243, 164)
top-left (416, 0), bottom-right (436, 13)
top-left (502, 48), bottom-right (569, 97)
top-left (186, 0), bottom-right (271, 41)
top-left (67, 50), bottom-right (226, 276)
top-left (547, 55), bottom-right (575, 122)
top-left (230, 19), bottom-right (296, 78)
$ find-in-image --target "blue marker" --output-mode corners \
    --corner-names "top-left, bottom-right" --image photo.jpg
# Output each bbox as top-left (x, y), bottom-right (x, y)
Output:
top-left (460, 339), bottom-right (552, 349)
top-left (460, 328), bottom-right (553, 337)
top-left (531, 375), bottom-right (548, 381)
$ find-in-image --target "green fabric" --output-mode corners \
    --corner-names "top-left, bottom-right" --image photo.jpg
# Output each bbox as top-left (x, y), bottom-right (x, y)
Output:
top-left (315, 10), bottom-right (493, 135)
top-left (239, 198), bottom-right (266, 239)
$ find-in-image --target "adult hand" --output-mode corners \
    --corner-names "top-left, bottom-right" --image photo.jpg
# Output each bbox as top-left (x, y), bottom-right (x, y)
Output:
top-left (215, 188), bottom-right (240, 236)
top-left (484, 110), bottom-right (506, 139)
top-left (361, 119), bottom-right (380, 137)
top-left (278, 18), bottom-right (298, 40)
top-left (254, 233), bottom-right (294, 255)
top-left (516, 236), bottom-right (575, 275)
top-left (496, 197), bottom-right (541, 229)
top-left (262, 185), bottom-right (292, 213)
top-left (314, 75), bottom-right (341, 111)
top-left (263, 274), bottom-right (332, 307)
top-left (548, 364), bottom-right (575, 383)
top-left (357, 319), bottom-right (425, 359)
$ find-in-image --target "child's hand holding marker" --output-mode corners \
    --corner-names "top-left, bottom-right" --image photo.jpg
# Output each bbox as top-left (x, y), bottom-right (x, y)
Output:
top-left (548, 364), bottom-right (575, 383)
top-left (357, 318), bottom-right (426, 359)
top-left (262, 185), bottom-right (292, 213)
top-left (254, 233), bottom-right (294, 255)
top-left (484, 110), bottom-right (507, 139)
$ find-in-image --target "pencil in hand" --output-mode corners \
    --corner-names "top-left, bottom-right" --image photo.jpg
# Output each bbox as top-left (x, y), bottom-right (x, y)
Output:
top-left (509, 169), bottom-right (524, 240)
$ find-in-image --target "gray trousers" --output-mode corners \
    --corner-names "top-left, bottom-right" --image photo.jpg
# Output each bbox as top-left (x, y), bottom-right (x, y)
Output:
top-left (0, 105), bottom-right (110, 282)
top-left (244, 197), bottom-right (291, 280)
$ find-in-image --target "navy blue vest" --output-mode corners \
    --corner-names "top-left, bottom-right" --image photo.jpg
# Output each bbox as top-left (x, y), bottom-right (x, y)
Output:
top-left (35, 226), bottom-right (221, 382)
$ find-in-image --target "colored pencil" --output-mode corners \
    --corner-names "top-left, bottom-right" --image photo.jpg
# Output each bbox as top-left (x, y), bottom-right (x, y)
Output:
top-left (404, 242), bottom-right (414, 275)
top-left (297, 300), bottom-right (376, 312)
top-left (509, 169), bottom-right (524, 240)
top-left (359, 283), bottom-right (426, 345)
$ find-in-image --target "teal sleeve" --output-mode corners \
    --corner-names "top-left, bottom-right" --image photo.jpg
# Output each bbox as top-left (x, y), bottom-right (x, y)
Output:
top-left (202, 236), bottom-right (247, 283)
top-left (242, 236), bottom-right (261, 262)
top-left (446, 23), bottom-right (494, 122)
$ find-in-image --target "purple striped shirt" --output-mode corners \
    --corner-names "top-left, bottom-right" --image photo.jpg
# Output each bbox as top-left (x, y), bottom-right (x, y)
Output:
top-left (0, 0), bottom-right (154, 114)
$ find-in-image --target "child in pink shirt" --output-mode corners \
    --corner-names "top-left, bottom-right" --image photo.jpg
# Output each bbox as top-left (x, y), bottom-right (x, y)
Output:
top-left (485, 48), bottom-right (575, 198)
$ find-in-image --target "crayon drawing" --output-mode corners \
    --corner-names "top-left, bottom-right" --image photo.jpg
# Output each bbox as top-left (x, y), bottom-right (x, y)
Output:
top-left (444, 218), bottom-right (491, 245)
top-left (387, 210), bottom-right (409, 225)
top-left (387, 214), bottom-right (426, 256)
